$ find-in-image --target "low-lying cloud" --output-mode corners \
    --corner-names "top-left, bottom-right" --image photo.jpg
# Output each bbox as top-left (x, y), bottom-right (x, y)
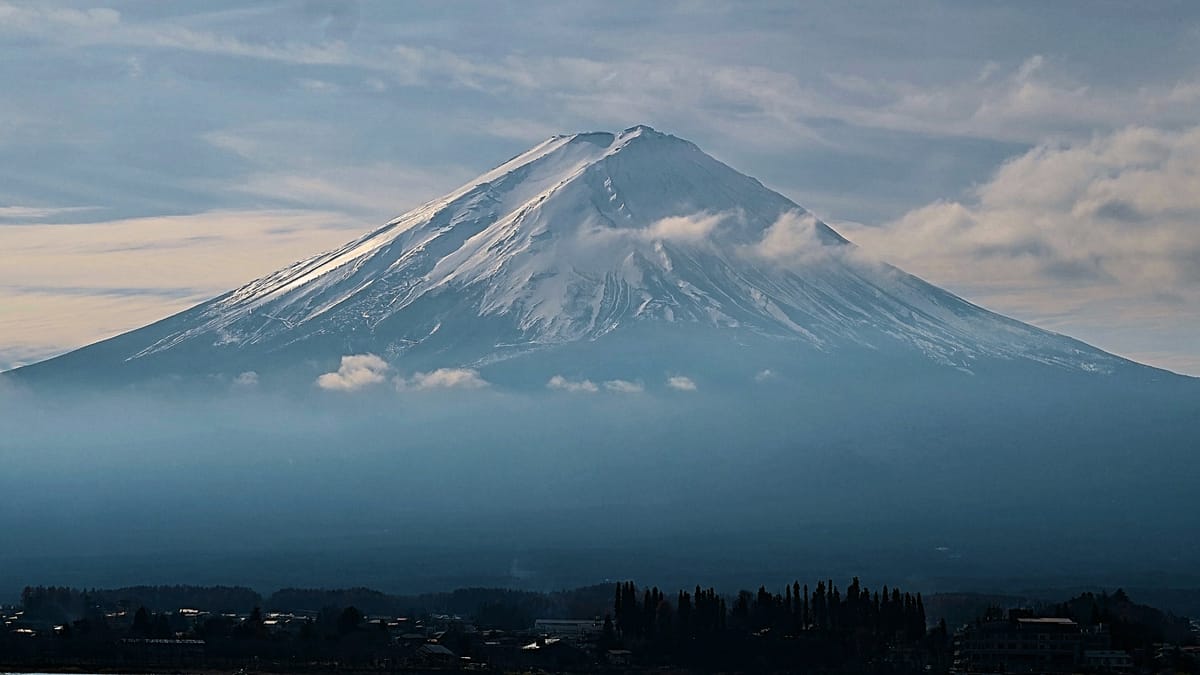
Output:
top-left (316, 354), bottom-right (389, 391)
top-left (547, 375), bottom-right (645, 394)
top-left (603, 379), bottom-right (644, 394)
top-left (399, 367), bottom-right (489, 390)
top-left (666, 375), bottom-right (697, 391)
top-left (233, 371), bottom-right (259, 388)
top-left (547, 375), bottom-right (598, 393)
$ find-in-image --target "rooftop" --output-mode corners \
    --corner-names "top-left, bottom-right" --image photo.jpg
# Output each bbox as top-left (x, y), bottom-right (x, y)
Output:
top-left (1017, 617), bottom-right (1077, 625)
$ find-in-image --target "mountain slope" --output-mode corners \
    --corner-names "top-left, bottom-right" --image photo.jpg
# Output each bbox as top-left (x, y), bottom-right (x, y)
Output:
top-left (7, 126), bottom-right (1153, 386)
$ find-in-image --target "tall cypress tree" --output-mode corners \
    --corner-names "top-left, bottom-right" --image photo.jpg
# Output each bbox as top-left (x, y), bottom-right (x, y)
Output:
top-left (802, 584), bottom-right (810, 629)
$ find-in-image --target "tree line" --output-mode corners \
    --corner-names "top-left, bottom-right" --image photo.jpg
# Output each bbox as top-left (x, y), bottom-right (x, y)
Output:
top-left (608, 577), bottom-right (945, 670)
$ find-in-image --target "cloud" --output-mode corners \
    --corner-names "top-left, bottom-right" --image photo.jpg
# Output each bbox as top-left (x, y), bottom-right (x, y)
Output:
top-left (0, 1), bottom-right (351, 66)
top-left (0, 209), bottom-right (367, 367)
top-left (6, 2), bottom-right (1198, 155)
top-left (666, 375), bottom-right (697, 391)
top-left (640, 212), bottom-right (727, 244)
top-left (316, 354), bottom-right (389, 391)
top-left (201, 123), bottom-right (469, 220)
top-left (548, 376), bottom-right (644, 393)
top-left (547, 375), bottom-right (598, 393)
top-left (296, 78), bottom-right (340, 94)
top-left (754, 369), bottom-right (775, 382)
top-left (232, 371), bottom-right (259, 387)
top-left (400, 368), bottom-right (489, 390)
top-left (821, 55), bottom-right (1200, 144)
top-left (603, 379), bottom-right (644, 394)
top-left (841, 125), bottom-right (1200, 374)
top-left (0, 205), bottom-right (97, 221)
top-left (0, 3), bottom-right (120, 32)
top-left (750, 211), bottom-right (830, 261)
top-left (480, 117), bottom-right (559, 142)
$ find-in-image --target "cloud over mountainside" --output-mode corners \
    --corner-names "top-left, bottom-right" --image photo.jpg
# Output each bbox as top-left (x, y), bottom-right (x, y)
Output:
top-left (842, 125), bottom-right (1200, 374)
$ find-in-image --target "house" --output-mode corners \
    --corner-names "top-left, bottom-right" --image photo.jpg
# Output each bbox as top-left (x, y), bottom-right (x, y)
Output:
top-left (414, 642), bottom-right (458, 665)
top-left (519, 637), bottom-right (589, 670)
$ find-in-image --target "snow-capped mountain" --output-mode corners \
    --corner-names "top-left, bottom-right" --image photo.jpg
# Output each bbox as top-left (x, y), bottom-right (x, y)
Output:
top-left (8, 126), bottom-right (1147, 385)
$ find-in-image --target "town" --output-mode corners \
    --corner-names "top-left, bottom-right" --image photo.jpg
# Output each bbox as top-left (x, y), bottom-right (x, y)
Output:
top-left (2, 581), bottom-right (1197, 673)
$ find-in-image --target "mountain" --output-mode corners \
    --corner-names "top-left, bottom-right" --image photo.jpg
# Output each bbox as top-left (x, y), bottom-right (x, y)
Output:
top-left (4, 125), bottom-right (1160, 388)
top-left (3, 126), bottom-right (1198, 592)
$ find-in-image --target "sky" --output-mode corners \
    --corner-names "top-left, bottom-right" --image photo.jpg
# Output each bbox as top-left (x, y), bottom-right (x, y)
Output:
top-left (0, 1), bottom-right (1197, 375)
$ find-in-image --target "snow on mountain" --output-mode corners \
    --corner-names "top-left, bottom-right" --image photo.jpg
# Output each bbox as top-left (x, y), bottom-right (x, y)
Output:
top-left (10, 125), bottom-right (1132, 384)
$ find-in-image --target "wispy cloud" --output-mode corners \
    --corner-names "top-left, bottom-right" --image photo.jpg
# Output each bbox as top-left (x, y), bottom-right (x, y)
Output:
top-left (0, 205), bottom-right (98, 222)
top-left (0, 1), bottom-right (352, 65)
top-left (200, 123), bottom-right (470, 220)
top-left (0, 209), bottom-right (366, 366)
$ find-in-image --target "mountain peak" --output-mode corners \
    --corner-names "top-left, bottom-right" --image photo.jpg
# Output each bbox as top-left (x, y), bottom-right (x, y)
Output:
top-left (621, 123), bottom-right (661, 134)
top-left (554, 124), bottom-right (668, 144)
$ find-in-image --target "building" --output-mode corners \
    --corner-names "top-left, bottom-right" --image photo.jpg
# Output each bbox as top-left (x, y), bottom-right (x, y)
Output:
top-left (533, 618), bottom-right (604, 640)
top-left (414, 642), bottom-right (458, 666)
top-left (954, 616), bottom-right (1083, 673)
top-left (606, 648), bottom-right (633, 666)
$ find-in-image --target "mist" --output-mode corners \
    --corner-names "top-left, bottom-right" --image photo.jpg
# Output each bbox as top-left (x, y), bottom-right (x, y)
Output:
top-left (3, 359), bottom-right (1197, 603)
